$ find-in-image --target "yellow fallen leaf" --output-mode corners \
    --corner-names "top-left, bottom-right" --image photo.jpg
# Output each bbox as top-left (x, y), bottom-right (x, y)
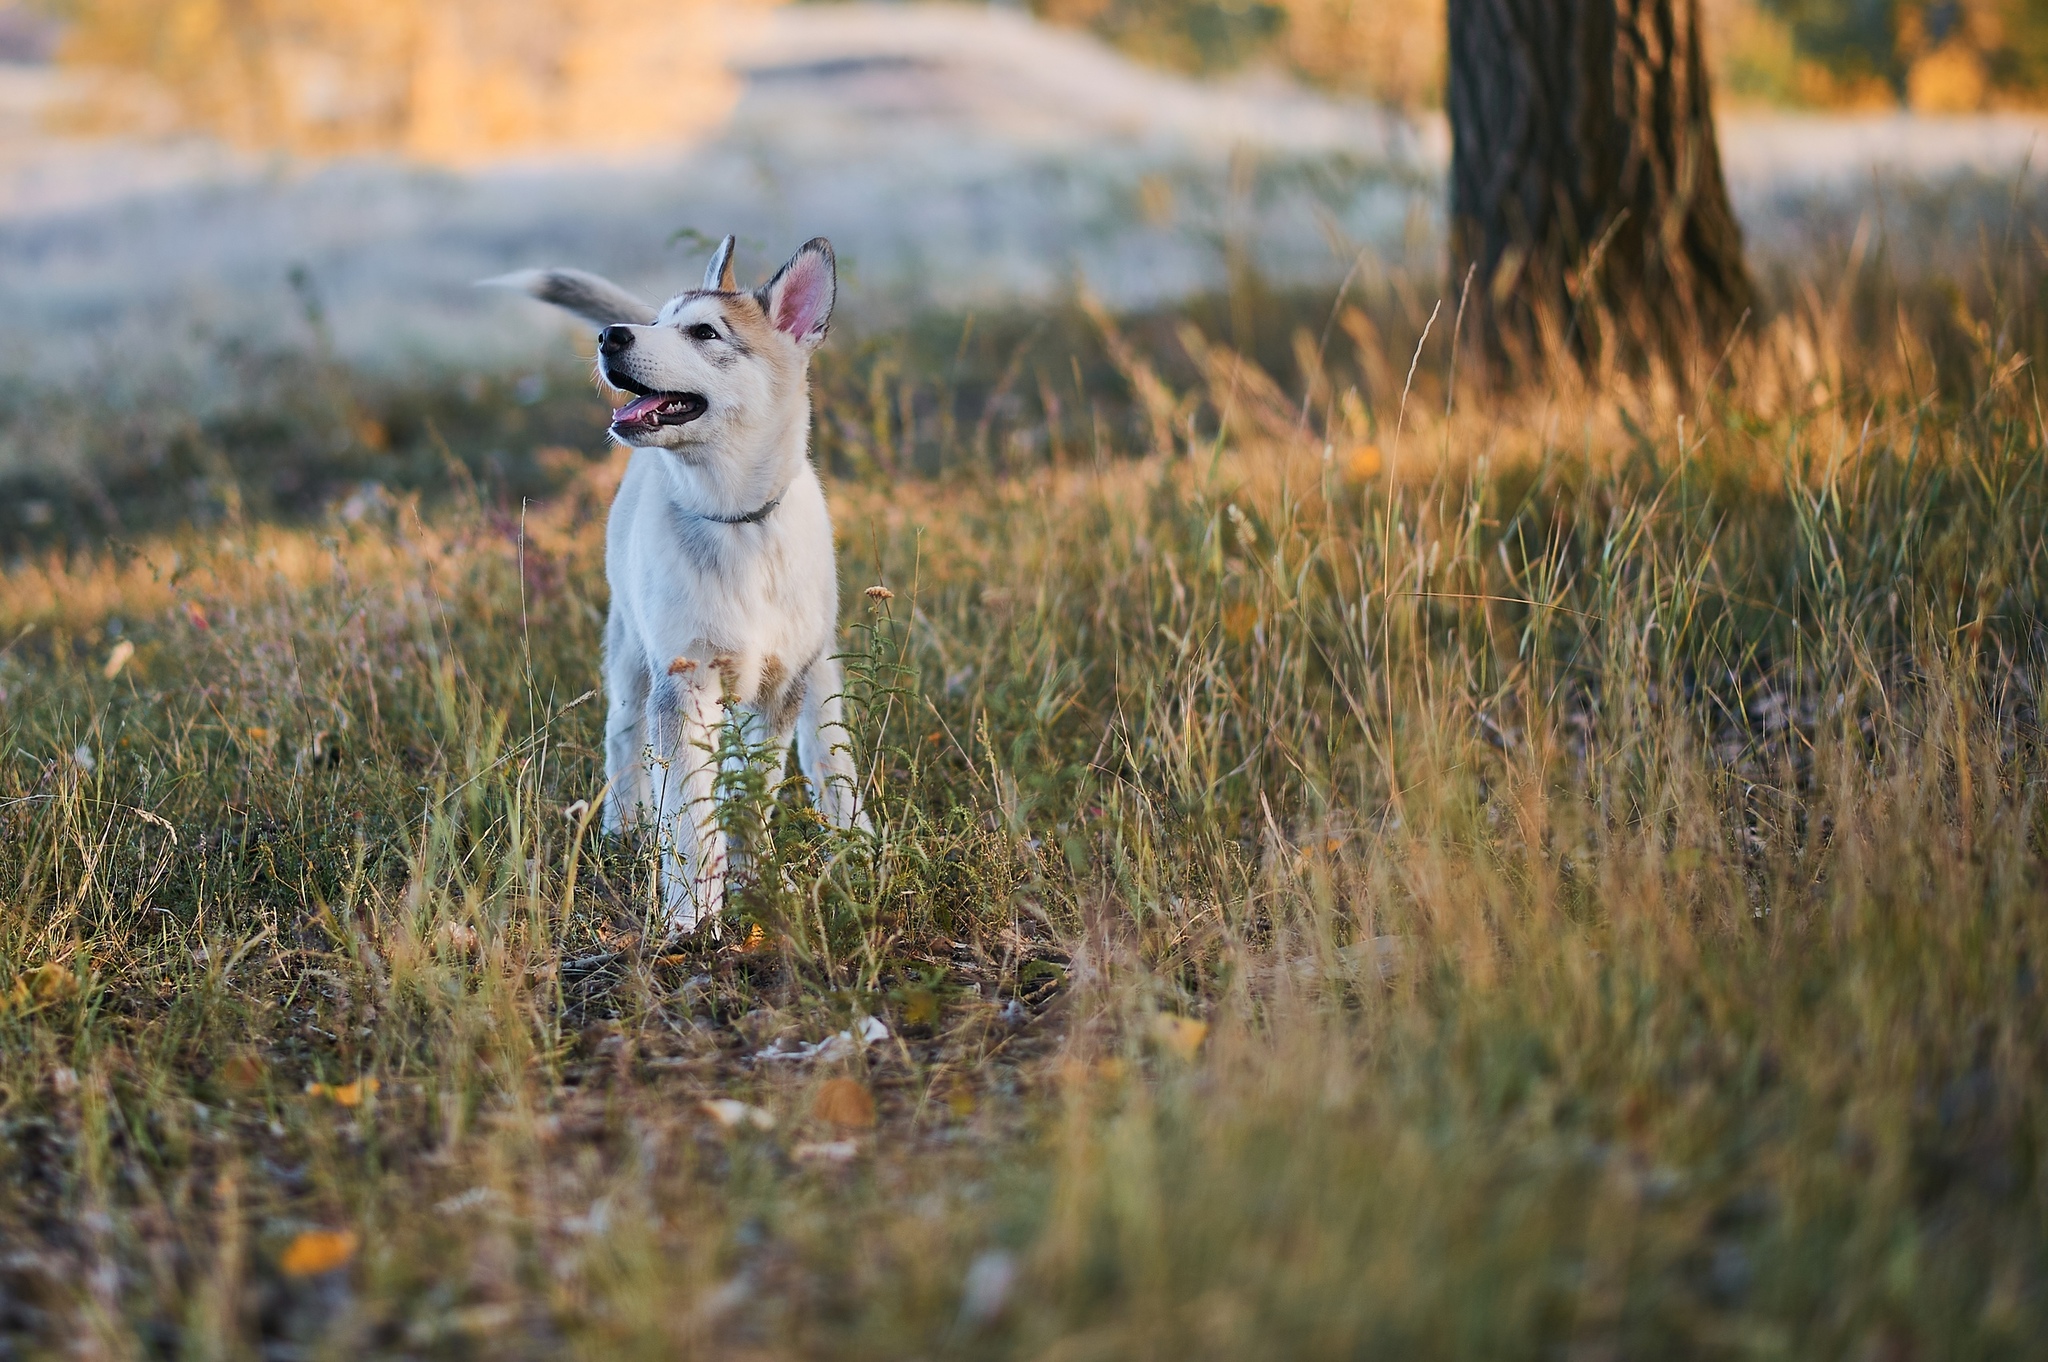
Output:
top-left (811, 1077), bottom-right (876, 1130)
top-left (1150, 1015), bottom-right (1209, 1062)
top-left (280, 1228), bottom-right (358, 1277)
top-left (102, 639), bottom-right (135, 680)
top-left (27, 963), bottom-right (77, 1006)
top-left (736, 923), bottom-right (772, 954)
top-left (306, 1078), bottom-right (380, 1106)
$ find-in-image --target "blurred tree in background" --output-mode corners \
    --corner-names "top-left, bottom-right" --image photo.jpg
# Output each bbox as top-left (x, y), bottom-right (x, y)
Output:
top-left (1446, 0), bottom-right (1752, 380)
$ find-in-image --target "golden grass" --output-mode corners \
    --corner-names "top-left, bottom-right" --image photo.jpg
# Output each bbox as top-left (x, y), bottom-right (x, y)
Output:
top-left (0, 253), bottom-right (2045, 1356)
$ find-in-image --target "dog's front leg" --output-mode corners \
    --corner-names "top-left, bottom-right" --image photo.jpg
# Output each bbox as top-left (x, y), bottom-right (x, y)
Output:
top-left (796, 655), bottom-right (870, 832)
top-left (601, 611), bottom-right (653, 835)
top-left (647, 674), bottom-right (728, 935)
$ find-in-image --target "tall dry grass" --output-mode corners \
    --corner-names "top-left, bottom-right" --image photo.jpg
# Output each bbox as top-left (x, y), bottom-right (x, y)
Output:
top-left (0, 230), bottom-right (2044, 1356)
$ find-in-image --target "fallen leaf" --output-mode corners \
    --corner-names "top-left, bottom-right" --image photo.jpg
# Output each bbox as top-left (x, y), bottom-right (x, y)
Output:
top-left (26, 963), bottom-right (76, 1006)
top-left (812, 1077), bottom-right (876, 1129)
top-left (436, 922), bottom-right (479, 954)
top-left (219, 1053), bottom-right (265, 1090)
top-left (901, 988), bottom-right (940, 1027)
top-left (737, 923), bottom-right (772, 954)
top-left (102, 640), bottom-right (135, 680)
top-left (957, 1249), bottom-right (1018, 1328)
top-left (791, 1139), bottom-right (859, 1163)
top-left (306, 1077), bottom-right (380, 1106)
top-left (701, 1098), bottom-right (776, 1132)
top-left (1150, 1015), bottom-right (1209, 1062)
top-left (280, 1228), bottom-right (358, 1277)
top-left (754, 1015), bottom-right (890, 1063)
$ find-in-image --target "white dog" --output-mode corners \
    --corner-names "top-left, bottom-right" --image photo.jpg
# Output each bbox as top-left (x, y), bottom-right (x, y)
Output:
top-left (491, 236), bottom-right (863, 933)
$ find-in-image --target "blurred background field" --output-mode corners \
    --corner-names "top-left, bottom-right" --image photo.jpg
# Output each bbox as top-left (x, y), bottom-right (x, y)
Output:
top-left (4, 0), bottom-right (2048, 540)
top-left (2, 0), bottom-right (2047, 1357)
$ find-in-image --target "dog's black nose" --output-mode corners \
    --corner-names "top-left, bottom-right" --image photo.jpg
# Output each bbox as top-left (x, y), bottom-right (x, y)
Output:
top-left (598, 325), bottom-right (635, 356)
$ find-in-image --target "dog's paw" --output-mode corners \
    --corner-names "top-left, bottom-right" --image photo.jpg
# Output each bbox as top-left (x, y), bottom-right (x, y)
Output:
top-left (661, 880), bottom-right (724, 938)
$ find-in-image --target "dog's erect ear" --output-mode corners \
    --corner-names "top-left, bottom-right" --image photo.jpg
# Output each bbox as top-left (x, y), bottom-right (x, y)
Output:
top-left (477, 269), bottom-right (658, 326)
top-left (758, 238), bottom-right (835, 349)
top-left (702, 235), bottom-right (737, 292)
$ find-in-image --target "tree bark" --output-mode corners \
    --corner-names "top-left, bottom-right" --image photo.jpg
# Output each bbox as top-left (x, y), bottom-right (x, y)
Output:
top-left (1447, 0), bottom-right (1752, 379)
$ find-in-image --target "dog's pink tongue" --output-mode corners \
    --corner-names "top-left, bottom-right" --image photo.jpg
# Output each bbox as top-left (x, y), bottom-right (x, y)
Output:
top-left (612, 394), bottom-right (667, 425)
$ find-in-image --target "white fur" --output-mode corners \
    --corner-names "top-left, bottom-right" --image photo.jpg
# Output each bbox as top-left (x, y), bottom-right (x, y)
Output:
top-left (492, 237), bottom-right (864, 933)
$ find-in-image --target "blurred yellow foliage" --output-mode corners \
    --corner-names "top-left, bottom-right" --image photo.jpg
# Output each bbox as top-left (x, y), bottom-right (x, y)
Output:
top-left (60, 0), bottom-right (776, 161)
top-left (1907, 41), bottom-right (1991, 111)
top-left (1274, 0), bottom-right (1443, 108)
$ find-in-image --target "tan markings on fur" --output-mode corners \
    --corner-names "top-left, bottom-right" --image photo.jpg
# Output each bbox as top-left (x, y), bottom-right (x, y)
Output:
top-left (758, 654), bottom-right (787, 703)
top-left (767, 676), bottom-right (806, 732)
top-left (667, 656), bottom-right (698, 676)
top-left (721, 293), bottom-right (809, 393)
top-left (711, 652), bottom-right (740, 699)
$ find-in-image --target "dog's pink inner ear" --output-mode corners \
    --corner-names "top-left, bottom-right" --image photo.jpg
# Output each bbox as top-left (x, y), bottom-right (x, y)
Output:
top-left (770, 253), bottom-right (832, 341)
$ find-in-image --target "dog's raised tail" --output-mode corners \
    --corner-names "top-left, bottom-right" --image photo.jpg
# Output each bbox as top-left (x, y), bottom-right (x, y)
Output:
top-left (478, 268), bottom-right (658, 326)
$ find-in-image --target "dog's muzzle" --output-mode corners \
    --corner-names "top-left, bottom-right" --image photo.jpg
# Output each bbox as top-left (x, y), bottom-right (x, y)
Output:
top-left (603, 359), bottom-right (708, 436)
top-left (611, 391), bottom-right (709, 435)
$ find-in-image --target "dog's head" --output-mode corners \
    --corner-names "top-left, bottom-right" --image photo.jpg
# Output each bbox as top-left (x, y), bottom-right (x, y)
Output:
top-left (486, 236), bottom-right (835, 456)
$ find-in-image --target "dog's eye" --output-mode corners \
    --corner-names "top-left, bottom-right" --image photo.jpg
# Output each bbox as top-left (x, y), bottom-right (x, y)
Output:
top-left (689, 323), bottom-right (720, 342)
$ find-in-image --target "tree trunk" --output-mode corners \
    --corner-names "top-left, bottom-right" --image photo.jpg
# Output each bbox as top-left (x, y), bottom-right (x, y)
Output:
top-left (1447, 0), bottom-right (1752, 379)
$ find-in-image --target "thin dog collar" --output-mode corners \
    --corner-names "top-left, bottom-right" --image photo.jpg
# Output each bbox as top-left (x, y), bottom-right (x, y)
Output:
top-left (700, 492), bottom-right (783, 526)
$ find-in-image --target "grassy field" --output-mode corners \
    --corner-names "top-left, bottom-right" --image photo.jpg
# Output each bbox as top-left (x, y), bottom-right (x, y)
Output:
top-left (1, 232), bottom-right (2046, 1359)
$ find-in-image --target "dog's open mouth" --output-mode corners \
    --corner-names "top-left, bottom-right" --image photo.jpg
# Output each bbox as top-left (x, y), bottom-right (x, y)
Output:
top-left (608, 376), bottom-right (709, 435)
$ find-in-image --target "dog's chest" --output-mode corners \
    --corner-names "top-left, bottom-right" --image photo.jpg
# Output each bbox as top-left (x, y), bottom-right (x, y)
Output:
top-left (609, 464), bottom-right (835, 715)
